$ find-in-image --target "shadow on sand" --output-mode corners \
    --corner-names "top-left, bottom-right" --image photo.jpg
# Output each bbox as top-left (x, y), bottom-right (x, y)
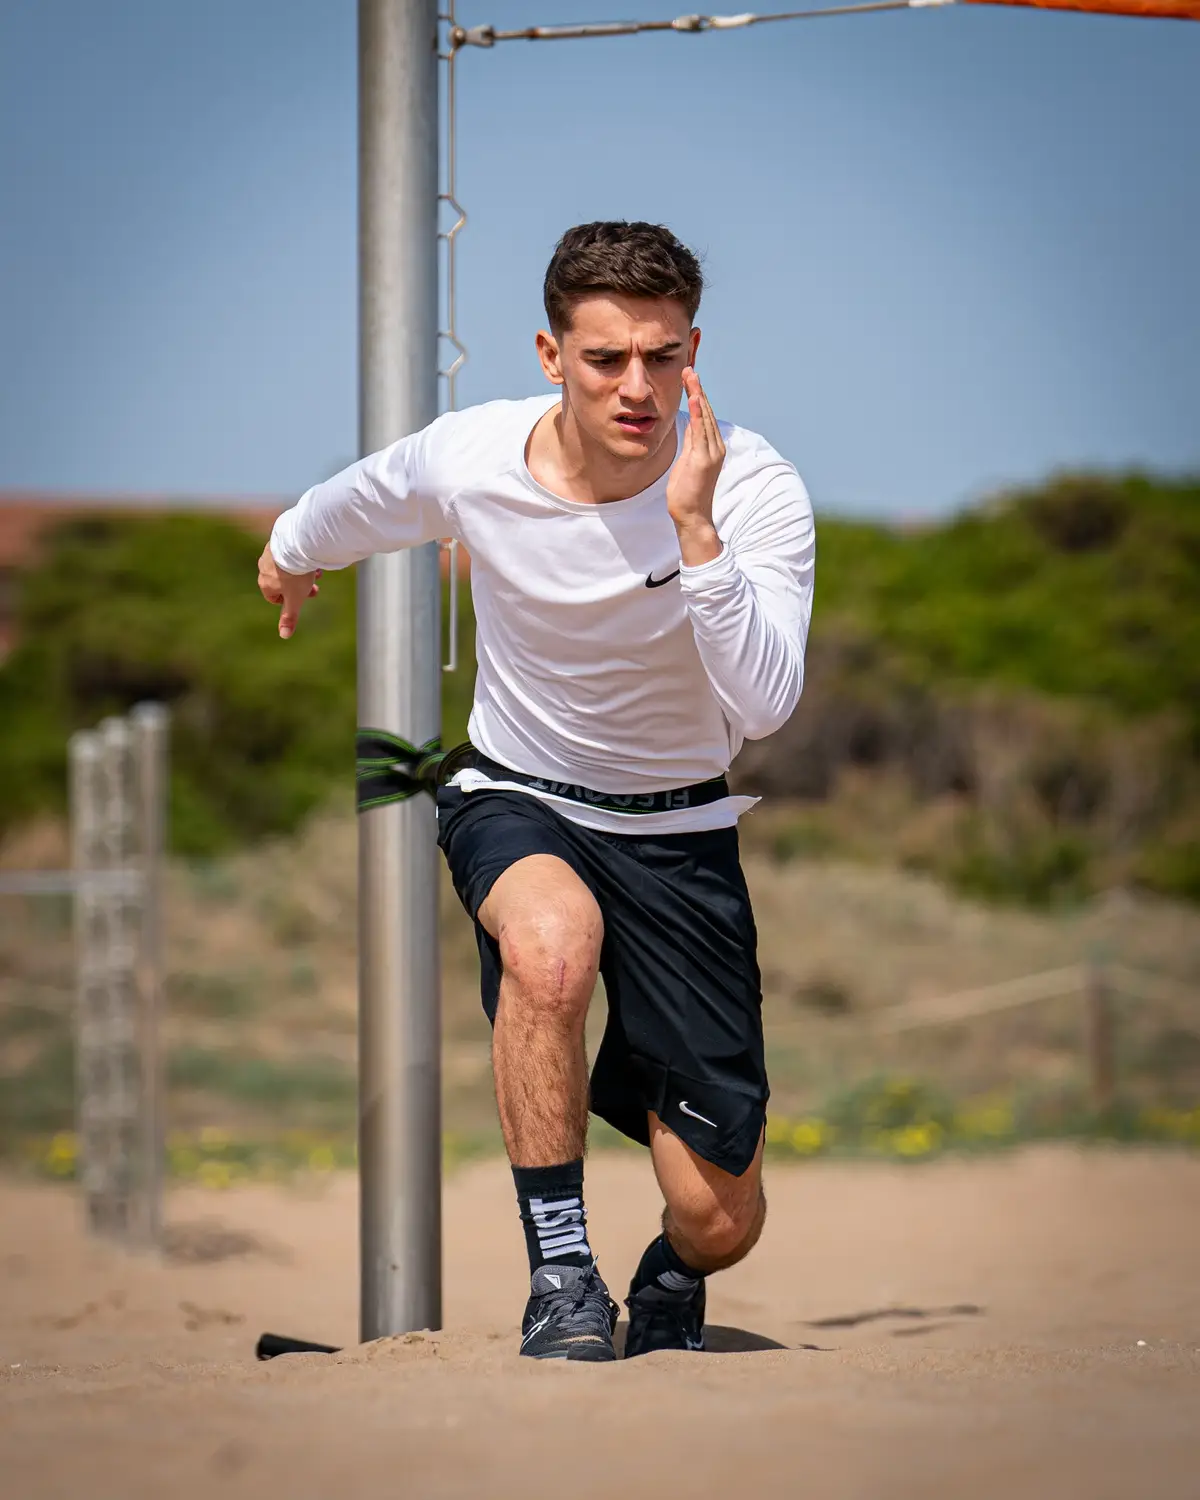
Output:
top-left (614, 1323), bottom-right (821, 1356)
top-left (805, 1304), bottom-right (985, 1337)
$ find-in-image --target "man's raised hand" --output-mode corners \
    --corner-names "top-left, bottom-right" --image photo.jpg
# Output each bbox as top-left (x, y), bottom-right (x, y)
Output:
top-left (666, 367), bottom-right (725, 564)
top-left (257, 545), bottom-right (320, 639)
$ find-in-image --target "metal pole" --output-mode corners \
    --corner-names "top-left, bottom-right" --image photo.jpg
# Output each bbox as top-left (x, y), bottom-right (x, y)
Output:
top-left (132, 703), bottom-right (169, 1250)
top-left (357, 0), bottom-right (442, 1340)
top-left (70, 730), bottom-right (107, 1236)
top-left (99, 715), bottom-right (139, 1243)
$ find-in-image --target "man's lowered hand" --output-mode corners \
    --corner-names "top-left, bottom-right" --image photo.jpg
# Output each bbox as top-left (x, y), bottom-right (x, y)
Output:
top-left (257, 545), bottom-right (321, 639)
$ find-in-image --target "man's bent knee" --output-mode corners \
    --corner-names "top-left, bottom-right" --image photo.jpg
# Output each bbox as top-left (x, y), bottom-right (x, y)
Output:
top-left (482, 856), bottom-right (602, 1022)
top-left (650, 1114), bottom-right (767, 1270)
top-left (671, 1187), bottom-right (766, 1270)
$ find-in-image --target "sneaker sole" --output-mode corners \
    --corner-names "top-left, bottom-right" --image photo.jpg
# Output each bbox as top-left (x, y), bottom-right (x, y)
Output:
top-left (521, 1345), bottom-right (617, 1363)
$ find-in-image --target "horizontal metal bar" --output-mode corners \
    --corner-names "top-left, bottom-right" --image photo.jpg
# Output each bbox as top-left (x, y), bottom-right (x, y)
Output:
top-left (0, 870), bottom-right (144, 896)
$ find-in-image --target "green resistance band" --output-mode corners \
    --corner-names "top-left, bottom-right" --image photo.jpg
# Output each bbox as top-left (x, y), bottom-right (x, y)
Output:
top-left (355, 729), bottom-right (445, 812)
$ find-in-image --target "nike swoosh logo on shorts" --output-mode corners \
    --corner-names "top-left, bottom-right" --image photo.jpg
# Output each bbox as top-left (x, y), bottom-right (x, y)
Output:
top-left (679, 1101), bottom-right (718, 1129)
top-left (645, 568), bottom-right (680, 588)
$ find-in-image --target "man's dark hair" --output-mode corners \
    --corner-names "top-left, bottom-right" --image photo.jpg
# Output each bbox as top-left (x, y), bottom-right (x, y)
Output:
top-left (543, 221), bottom-right (704, 334)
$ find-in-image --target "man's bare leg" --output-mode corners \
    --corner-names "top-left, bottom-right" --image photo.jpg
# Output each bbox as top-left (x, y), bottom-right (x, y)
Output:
top-left (624, 1114), bottom-right (765, 1356)
top-left (478, 853), bottom-right (602, 1167)
top-left (649, 1114), bottom-right (766, 1271)
top-left (479, 854), bottom-right (616, 1360)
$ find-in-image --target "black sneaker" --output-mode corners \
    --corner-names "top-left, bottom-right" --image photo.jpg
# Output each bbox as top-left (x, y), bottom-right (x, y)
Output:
top-left (623, 1276), bottom-right (707, 1357)
top-left (519, 1263), bottom-right (619, 1362)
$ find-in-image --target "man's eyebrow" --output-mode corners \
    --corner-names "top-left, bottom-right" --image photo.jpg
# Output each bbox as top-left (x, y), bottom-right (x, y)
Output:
top-left (580, 340), bottom-right (684, 358)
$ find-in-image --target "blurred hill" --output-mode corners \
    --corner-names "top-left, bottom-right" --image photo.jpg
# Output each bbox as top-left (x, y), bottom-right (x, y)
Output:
top-left (734, 471), bottom-right (1200, 905)
top-left (0, 470), bottom-right (1196, 905)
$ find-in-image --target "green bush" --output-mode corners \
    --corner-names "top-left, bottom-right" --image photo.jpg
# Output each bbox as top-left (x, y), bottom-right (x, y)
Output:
top-left (1136, 836), bottom-right (1200, 904)
top-left (0, 514), bottom-right (475, 854)
top-left (0, 1036), bottom-right (74, 1136)
top-left (813, 472), bottom-right (1200, 738)
top-left (168, 1045), bottom-right (355, 1115)
top-left (947, 820), bottom-right (1094, 907)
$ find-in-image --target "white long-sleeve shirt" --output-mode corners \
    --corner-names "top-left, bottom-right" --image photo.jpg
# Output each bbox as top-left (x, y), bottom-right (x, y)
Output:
top-left (270, 394), bottom-right (816, 833)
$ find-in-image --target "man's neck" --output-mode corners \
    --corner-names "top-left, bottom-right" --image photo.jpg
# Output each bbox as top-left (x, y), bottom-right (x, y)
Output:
top-left (526, 400), bottom-right (677, 505)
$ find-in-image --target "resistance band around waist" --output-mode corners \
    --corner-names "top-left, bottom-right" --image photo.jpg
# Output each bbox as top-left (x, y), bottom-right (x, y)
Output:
top-left (354, 733), bottom-right (730, 816)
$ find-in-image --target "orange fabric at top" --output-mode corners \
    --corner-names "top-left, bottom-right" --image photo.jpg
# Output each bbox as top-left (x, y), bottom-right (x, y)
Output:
top-left (966, 0), bottom-right (1199, 18)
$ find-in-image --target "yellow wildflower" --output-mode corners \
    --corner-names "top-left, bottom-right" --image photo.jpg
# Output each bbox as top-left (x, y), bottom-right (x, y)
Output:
top-left (894, 1122), bottom-right (941, 1157)
top-left (790, 1119), bottom-right (827, 1156)
top-left (45, 1132), bottom-right (78, 1176)
top-left (765, 1117), bottom-right (791, 1147)
top-left (956, 1098), bottom-right (1014, 1140)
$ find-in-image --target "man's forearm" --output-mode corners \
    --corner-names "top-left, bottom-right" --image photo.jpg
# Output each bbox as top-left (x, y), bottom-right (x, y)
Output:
top-left (681, 549), bottom-right (808, 741)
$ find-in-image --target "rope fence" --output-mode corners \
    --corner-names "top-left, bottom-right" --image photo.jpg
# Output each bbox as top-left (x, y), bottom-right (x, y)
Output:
top-left (769, 955), bottom-right (1196, 1113)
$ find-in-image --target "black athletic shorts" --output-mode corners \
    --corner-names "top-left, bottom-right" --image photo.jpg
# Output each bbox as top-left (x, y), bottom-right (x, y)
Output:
top-left (436, 784), bottom-right (767, 1176)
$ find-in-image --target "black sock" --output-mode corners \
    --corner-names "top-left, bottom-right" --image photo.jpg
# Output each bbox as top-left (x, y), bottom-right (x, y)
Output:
top-left (512, 1159), bottom-right (593, 1277)
top-left (631, 1232), bottom-right (704, 1295)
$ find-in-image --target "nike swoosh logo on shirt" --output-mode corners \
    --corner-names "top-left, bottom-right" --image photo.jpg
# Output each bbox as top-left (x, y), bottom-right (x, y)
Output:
top-left (645, 568), bottom-right (680, 588)
top-left (679, 1101), bottom-right (718, 1129)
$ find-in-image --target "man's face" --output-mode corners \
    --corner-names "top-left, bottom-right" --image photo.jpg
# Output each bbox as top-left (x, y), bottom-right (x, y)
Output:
top-left (537, 293), bottom-right (701, 464)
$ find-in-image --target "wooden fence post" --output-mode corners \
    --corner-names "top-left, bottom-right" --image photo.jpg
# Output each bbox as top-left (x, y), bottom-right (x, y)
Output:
top-left (1084, 958), bottom-right (1115, 1114)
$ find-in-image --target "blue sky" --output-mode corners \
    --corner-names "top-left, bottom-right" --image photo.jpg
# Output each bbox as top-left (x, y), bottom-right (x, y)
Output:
top-left (0, 0), bottom-right (1196, 517)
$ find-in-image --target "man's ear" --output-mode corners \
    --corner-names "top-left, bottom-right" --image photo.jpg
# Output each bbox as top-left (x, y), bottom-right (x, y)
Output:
top-left (536, 329), bottom-right (564, 387)
top-left (688, 326), bottom-right (702, 366)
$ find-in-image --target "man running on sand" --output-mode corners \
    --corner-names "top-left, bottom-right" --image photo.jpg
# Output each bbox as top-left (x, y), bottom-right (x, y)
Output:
top-left (258, 221), bottom-right (816, 1362)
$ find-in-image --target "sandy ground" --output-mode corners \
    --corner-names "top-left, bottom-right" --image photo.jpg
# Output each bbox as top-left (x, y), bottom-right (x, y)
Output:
top-left (2, 1147), bottom-right (1199, 1500)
